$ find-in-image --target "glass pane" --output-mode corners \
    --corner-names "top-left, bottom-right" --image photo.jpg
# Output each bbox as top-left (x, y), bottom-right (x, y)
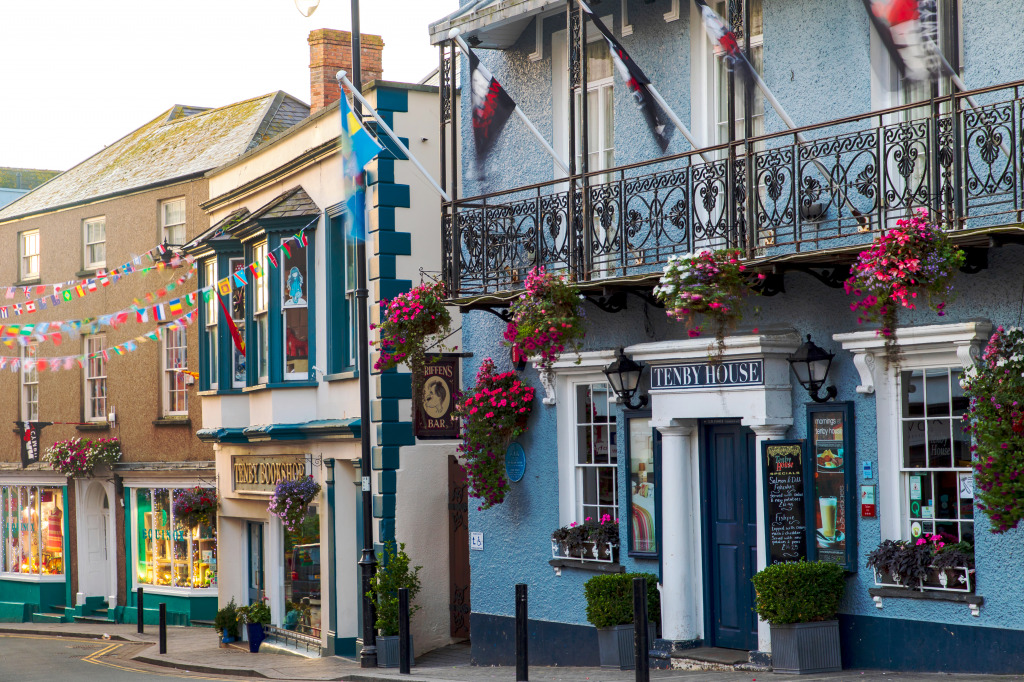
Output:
top-left (171, 491), bottom-right (189, 588)
top-left (258, 315), bottom-right (269, 379)
top-left (950, 368), bottom-right (968, 415)
top-left (164, 200), bottom-right (185, 225)
top-left (40, 488), bottom-right (63, 575)
top-left (88, 242), bottom-right (105, 265)
top-left (87, 221), bottom-right (105, 243)
top-left (283, 509), bottom-right (321, 635)
top-left (592, 385), bottom-right (610, 421)
top-left (192, 514), bottom-right (217, 588)
top-left (924, 368), bottom-right (950, 417)
top-left (934, 472), bottom-right (958, 520)
top-left (151, 490), bottom-right (173, 586)
top-left (581, 468), bottom-right (598, 506)
top-left (136, 489), bottom-right (154, 585)
top-left (903, 420), bottom-right (926, 468)
top-left (629, 419), bottom-right (656, 553)
top-left (577, 425), bottom-right (593, 464)
top-left (593, 424), bottom-right (609, 464)
top-left (586, 38), bottom-right (612, 82)
top-left (901, 370), bottom-right (924, 417)
top-left (926, 419), bottom-right (953, 468)
top-left (602, 85), bottom-right (614, 153)
top-left (20, 488), bottom-right (37, 574)
top-left (284, 244), bottom-right (309, 377)
top-left (576, 385), bottom-right (593, 424)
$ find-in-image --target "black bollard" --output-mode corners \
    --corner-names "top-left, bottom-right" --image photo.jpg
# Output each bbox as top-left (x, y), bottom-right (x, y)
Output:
top-left (633, 577), bottom-right (650, 682)
top-left (137, 587), bottom-right (144, 634)
top-left (399, 587), bottom-right (411, 674)
top-left (159, 603), bottom-right (167, 654)
top-left (515, 583), bottom-right (528, 682)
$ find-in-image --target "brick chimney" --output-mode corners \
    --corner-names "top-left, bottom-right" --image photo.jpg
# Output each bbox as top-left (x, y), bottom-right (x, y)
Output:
top-left (308, 29), bottom-right (384, 115)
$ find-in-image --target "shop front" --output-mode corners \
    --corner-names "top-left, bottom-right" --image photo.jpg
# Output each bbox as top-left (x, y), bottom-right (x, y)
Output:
top-left (0, 476), bottom-right (70, 622)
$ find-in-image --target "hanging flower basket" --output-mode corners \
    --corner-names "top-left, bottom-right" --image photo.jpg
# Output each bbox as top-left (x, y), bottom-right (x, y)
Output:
top-left (655, 249), bottom-right (751, 361)
top-left (372, 281), bottom-right (453, 392)
top-left (844, 209), bottom-right (965, 369)
top-left (268, 476), bottom-right (321, 532)
top-left (455, 358), bottom-right (536, 511)
top-left (503, 267), bottom-right (586, 372)
top-left (961, 325), bottom-right (1024, 533)
top-left (172, 487), bottom-right (218, 529)
top-left (43, 437), bottom-right (122, 478)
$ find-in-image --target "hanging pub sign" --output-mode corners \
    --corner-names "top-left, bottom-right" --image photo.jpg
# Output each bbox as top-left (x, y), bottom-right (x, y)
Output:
top-left (807, 402), bottom-right (857, 571)
top-left (761, 440), bottom-right (808, 565)
top-left (649, 359), bottom-right (764, 391)
top-left (17, 421), bottom-right (51, 468)
top-left (231, 454), bottom-right (309, 493)
top-left (413, 354), bottom-right (460, 439)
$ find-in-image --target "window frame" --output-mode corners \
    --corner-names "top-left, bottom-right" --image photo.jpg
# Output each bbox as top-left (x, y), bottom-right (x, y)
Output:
top-left (200, 258), bottom-right (219, 391)
top-left (21, 343), bottom-right (39, 422)
top-left (281, 238), bottom-right (310, 382)
top-left (162, 324), bottom-right (189, 417)
top-left (161, 198), bottom-right (187, 246)
top-left (0, 484), bottom-right (66, 580)
top-left (326, 209), bottom-right (358, 376)
top-left (625, 410), bottom-right (661, 558)
top-left (82, 216), bottom-right (106, 271)
top-left (84, 335), bottom-right (107, 422)
top-left (252, 241), bottom-right (270, 384)
top-left (19, 229), bottom-right (39, 282)
top-left (709, 0), bottom-right (764, 150)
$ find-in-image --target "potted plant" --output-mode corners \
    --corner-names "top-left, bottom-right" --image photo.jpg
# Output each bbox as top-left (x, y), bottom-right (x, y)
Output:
top-left (454, 358), bottom-right (536, 510)
top-left (844, 208), bottom-right (964, 369)
top-left (43, 437), bottom-right (122, 478)
top-left (367, 541), bottom-right (422, 668)
top-left (214, 598), bottom-right (239, 646)
top-left (551, 514), bottom-right (619, 562)
top-left (172, 487), bottom-right (218, 529)
top-left (371, 280), bottom-right (454, 392)
top-left (236, 599), bottom-right (271, 653)
top-left (867, 535), bottom-right (974, 591)
top-left (584, 573), bottom-right (659, 670)
top-left (751, 560), bottom-right (845, 674)
top-left (268, 476), bottom-right (321, 532)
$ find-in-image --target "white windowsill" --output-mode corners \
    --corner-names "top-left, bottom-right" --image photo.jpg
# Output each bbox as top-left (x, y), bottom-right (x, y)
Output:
top-left (0, 573), bottom-right (65, 583)
top-left (133, 584), bottom-right (217, 597)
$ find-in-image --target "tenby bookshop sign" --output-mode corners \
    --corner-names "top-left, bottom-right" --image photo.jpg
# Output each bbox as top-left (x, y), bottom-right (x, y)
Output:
top-left (650, 359), bottom-right (764, 391)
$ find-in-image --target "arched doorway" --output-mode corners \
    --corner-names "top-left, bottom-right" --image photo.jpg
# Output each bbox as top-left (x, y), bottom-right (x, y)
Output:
top-left (80, 482), bottom-right (112, 598)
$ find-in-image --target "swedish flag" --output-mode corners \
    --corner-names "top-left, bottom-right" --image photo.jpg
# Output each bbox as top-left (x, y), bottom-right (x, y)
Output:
top-left (340, 94), bottom-right (382, 242)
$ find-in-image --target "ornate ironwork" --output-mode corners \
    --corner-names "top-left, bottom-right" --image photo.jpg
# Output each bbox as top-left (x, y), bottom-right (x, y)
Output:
top-left (440, 47), bottom-right (453, 125)
top-left (443, 81), bottom-right (1024, 298)
top-left (569, 3), bottom-right (582, 90)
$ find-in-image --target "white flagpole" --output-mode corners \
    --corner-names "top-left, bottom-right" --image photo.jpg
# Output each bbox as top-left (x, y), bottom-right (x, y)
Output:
top-left (448, 29), bottom-right (571, 176)
top-left (337, 71), bottom-right (453, 203)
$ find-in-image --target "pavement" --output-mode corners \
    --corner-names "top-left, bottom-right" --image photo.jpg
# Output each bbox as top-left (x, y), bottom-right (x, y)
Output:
top-left (0, 623), bottom-right (1021, 681)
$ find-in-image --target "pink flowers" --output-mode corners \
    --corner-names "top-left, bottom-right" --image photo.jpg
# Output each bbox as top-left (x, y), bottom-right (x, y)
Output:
top-left (372, 281), bottom-right (453, 386)
top-left (504, 267), bottom-right (586, 371)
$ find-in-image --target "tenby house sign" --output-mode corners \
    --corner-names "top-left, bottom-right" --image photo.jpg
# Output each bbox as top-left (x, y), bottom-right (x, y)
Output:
top-left (650, 359), bottom-right (764, 391)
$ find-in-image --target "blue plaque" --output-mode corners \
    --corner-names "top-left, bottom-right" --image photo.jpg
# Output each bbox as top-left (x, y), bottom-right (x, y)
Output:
top-left (505, 442), bottom-right (526, 482)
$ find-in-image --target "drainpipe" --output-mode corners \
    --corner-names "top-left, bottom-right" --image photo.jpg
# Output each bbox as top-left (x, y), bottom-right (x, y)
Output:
top-left (325, 459), bottom-right (337, 656)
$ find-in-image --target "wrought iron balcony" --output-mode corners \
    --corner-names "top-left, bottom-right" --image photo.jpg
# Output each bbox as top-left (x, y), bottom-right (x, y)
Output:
top-left (442, 80), bottom-right (1024, 301)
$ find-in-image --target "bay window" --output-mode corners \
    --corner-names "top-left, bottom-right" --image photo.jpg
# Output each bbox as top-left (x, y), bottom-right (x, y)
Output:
top-left (252, 242), bottom-right (269, 383)
top-left (134, 487), bottom-right (216, 590)
top-left (203, 260), bottom-right (218, 390)
top-left (1, 485), bottom-right (65, 577)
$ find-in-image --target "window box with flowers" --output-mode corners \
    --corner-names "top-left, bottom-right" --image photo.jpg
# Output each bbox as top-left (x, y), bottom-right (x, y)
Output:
top-left (550, 515), bottom-right (620, 566)
top-left (43, 437), bottom-right (121, 478)
top-left (867, 536), bottom-right (975, 593)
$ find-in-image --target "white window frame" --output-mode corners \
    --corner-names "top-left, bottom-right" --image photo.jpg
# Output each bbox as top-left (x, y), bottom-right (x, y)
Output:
top-left (253, 242), bottom-right (269, 383)
top-left (162, 325), bottom-right (188, 416)
top-left (204, 260), bottom-right (218, 391)
top-left (19, 229), bottom-right (39, 282)
top-left (834, 321), bottom-right (990, 543)
top-left (83, 217), bottom-right (106, 271)
top-left (161, 198), bottom-right (186, 246)
top-left (21, 343), bottom-right (38, 422)
top-left (553, 351), bottom-right (619, 526)
top-left (84, 335), bottom-right (107, 422)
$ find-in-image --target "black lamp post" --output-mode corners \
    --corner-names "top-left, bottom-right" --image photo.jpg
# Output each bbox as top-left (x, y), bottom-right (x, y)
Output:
top-left (603, 348), bottom-right (648, 410)
top-left (787, 334), bottom-right (837, 403)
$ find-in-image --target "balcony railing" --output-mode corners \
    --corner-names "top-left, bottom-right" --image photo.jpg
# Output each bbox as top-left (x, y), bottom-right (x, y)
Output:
top-left (442, 80), bottom-right (1024, 299)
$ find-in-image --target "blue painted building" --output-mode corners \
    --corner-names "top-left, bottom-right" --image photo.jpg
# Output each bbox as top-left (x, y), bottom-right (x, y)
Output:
top-left (429, 0), bottom-right (1024, 673)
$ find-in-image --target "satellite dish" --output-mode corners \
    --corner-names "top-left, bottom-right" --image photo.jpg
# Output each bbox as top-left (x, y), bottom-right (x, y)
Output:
top-left (294, 0), bottom-right (319, 17)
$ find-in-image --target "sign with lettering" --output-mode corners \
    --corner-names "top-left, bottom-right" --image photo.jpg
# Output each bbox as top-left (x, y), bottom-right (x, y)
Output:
top-left (413, 354), bottom-right (460, 439)
top-left (807, 402), bottom-right (857, 571)
top-left (649, 359), bottom-right (764, 391)
top-left (17, 421), bottom-right (51, 468)
top-left (762, 440), bottom-right (808, 565)
top-left (231, 454), bottom-right (309, 493)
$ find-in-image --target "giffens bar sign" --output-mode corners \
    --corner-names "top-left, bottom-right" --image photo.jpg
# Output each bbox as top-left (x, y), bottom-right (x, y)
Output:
top-left (232, 454), bottom-right (309, 493)
top-left (650, 359), bottom-right (764, 390)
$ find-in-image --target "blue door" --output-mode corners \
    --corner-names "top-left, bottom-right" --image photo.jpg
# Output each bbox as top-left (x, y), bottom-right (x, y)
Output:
top-left (705, 423), bottom-right (758, 651)
top-left (248, 521), bottom-right (265, 604)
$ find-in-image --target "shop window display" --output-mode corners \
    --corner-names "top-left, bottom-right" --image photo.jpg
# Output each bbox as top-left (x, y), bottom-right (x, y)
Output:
top-left (0, 485), bottom-right (64, 576)
top-left (283, 508), bottom-right (320, 635)
top-left (135, 488), bottom-right (216, 589)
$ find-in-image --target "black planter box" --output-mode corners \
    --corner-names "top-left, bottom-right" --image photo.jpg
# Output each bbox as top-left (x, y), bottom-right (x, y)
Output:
top-left (377, 635), bottom-right (415, 668)
top-left (770, 620), bottom-right (841, 674)
top-left (596, 623), bottom-right (656, 670)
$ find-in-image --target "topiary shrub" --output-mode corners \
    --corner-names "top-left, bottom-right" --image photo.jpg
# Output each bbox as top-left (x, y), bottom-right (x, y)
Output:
top-left (751, 560), bottom-right (845, 625)
top-left (584, 573), bottom-right (660, 628)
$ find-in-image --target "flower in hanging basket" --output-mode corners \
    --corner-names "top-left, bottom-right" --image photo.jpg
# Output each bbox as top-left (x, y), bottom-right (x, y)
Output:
top-left (655, 249), bottom-right (750, 360)
top-left (43, 437), bottom-right (122, 478)
top-left (268, 476), bottom-right (321, 532)
top-left (455, 358), bottom-right (536, 510)
top-left (371, 280), bottom-right (453, 391)
top-left (844, 209), bottom-right (964, 369)
top-left (961, 325), bottom-right (1024, 533)
top-left (503, 267), bottom-right (586, 371)
top-left (172, 487), bottom-right (218, 529)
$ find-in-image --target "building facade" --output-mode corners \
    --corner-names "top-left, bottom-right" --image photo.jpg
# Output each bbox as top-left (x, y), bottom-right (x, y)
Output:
top-left (0, 94), bottom-right (308, 625)
top-left (430, 0), bottom-right (1024, 673)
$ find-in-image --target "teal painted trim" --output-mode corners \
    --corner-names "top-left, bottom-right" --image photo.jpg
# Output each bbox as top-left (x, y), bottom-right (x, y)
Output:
top-left (377, 470), bottom-right (397, 494)
top-left (373, 184), bottom-right (410, 209)
top-left (324, 370), bottom-right (358, 382)
top-left (378, 136), bottom-right (410, 162)
top-left (374, 231), bottom-right (411, 256)
top-left (371, 446), bottom-right (400, 471)
top-left (375, 110), bottom-right (395, 128)
top-left (334, 636), bottom-right (358, 657)
top-left (370, 400), bottom-right (399, 423)
top-left (371, 207), bottom-right (396, 232)
top-left (124, 491), bottom-right (132, 613)
top-left (326, 213), bottom-right (357, 376)
top-left (370, 255), bottom-right (396, 281)
top-left (375, 422), bottom-right (414, 447)
top-left (197, 427), bottom-right (247, 443)
top-left (242, 380), bottom-right (319, 391)
top-left (0, 579), bottom-right (67, 621)
top-left (375, 373), bottom-right (412, 400)
top-left (267, 235), bottom-right (284, 385)
top-left (62, 487), bottom-right (71, 610)
top-left (198, 420), bottom-right (359, 443)
top-left (374, 88), bottom-right (409, 113)
top-left (378, 518), bottom-right (396, 543)
top-left (372, 494), bottom-right (396, 519)
top-left (378, 279), bottom-right (413, 302)
top-left (366, 159), bottom-right (395, 186)
top-left (216, 252), bottom-right (242, 391)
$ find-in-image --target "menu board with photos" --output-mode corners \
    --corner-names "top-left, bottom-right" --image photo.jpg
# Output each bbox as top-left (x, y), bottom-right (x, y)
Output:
top-left (762, 440), bottom-right (808, 565)
top-left (807, 402), bottom-right (857, 571)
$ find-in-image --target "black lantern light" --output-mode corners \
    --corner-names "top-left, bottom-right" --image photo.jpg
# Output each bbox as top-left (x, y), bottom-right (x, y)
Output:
top-left (159, 241), bottom-right (175, 265)
top-left (787, 334), bottom-right (837, 403)
top-left (603, 348), bottom-right (648, 410)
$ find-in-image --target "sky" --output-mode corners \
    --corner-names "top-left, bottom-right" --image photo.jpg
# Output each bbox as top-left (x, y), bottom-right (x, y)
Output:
top-left (0, 0), bottom-right (460, 172)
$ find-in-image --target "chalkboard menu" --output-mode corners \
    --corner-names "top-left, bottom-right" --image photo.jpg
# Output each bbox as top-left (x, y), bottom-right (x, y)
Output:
top-left (807, 402), bottom-right (857, 572)
top-left (762, 440), bottom-right (808, 565)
